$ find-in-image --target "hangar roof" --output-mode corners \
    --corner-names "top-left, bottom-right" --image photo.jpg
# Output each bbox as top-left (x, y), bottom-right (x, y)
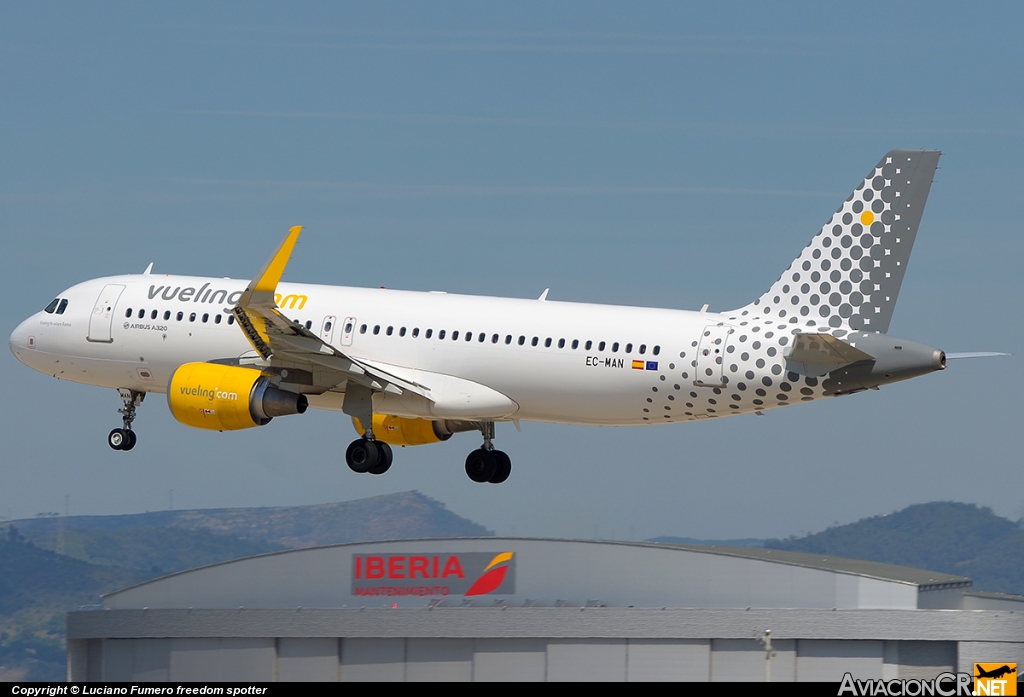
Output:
top-left (103, 538), bottom-right (971, 612)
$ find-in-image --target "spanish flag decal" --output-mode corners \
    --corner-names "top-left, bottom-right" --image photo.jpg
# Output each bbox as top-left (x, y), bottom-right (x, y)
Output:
top-left (632, 360), bottom-right (645, 370)
top-left (465, 552), bottom-right (513, 596)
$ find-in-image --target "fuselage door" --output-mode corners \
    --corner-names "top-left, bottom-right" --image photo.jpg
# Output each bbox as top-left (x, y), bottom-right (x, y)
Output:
top-left (340, 316), bottom-right (356, 347)
top-left (320, 315), bottom-right (337, 345)
top-left (694, 323), bottom-right (732, 388)
top-left (87, 284), bottom-right (125, 343)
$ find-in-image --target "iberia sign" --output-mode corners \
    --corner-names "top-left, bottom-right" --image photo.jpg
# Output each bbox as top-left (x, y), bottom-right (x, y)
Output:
top-left (351, 552), bottom-right (515, 598)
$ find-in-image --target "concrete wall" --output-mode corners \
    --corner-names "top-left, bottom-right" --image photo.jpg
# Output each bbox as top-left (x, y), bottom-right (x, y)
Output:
top-left (69, 636), bottom-right (967, 682)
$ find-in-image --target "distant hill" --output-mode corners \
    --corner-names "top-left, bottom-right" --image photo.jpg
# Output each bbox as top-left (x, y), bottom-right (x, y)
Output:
top-left (0, 529), bottom-right (147, 681)
top-left (647, 536), bottom-right (764, 548)
top-left (12, 490), bottom-right (493, 550)
top-left (764, 502), bottom-right (1024, 595)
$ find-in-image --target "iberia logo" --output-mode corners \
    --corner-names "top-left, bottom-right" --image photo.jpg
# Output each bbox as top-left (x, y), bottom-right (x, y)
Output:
top-left (974, 664), bottom-right (1017, 696)
top-left (465, 552), bottom-right (513, 596)
top-left (351, 551), bottom-right (516, 599)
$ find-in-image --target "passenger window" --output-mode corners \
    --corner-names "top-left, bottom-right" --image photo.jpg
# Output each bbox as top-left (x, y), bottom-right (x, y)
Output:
top-left (426, 329), bottom-right (434, 338)
top-left (466, 332), bottom-right (473, 342)
top-left (202, 313), bottom-right (209, 323)
top-left (360, 324), bottom-right (367, 334)
top-left (612, 342), bottom-right (619, 353)
top-left (558, 338), bottom-right (565, 349)
top-left (452, 330), bottom-right (459, 340)
top-left (491, 334), bottom-right (499, 344)
top-left (150, 310), bottom-right (157, 320)
top-left (177, 312), bottom-right (184, 321)
top-left (531, 337), bottom-right (539, 347)
top-left (518, 336), bottom-right (525, 346)
top-left (412, 328), bottom-right (420, 338)
top-left (124, 308), bottom-right (132, 318)
top-left (478, 333), bottom-right (486, 343)
top-left (45, 299), bottom-right (60, 314)
top-left (373, 325), bottom-right (380, 335)
top-left (571, 339), bottom-right (579, 349)
top-left (598, 341), bottom-right (606, 351)
top-left (439, 330), bottom-right (446, 339)
top-left (639, 344), bottom-right (646, 355)
top-left (215, 314), bottom-right (222, 324)
top-left (386, 326), bottom-right (393, 336)
top-left (227, 315), bottom-right (235, 325)
top-left (653, 345), bottom-right (661, 356)
top-left (325, 321), bottom-right (333, 332)
top-left (544, 338), bottom-right (552, 348)
top-left (305, 321), bottom-right (312, 330)
top-left (164, 311), bottom-right (171, 321)
top-left (189, 313), bottom-right (196, 322)
top-left (56, 299), bottom-right (68, 314)
top-left (585, 340), bottom-right (593, 350)
top-left (505, 335), bottom-right (512, 345)
top-left (625, 343), bottom-right (632, 353)
top-left (344, 322), bottom-right (353, 333)
top-left (400, 327), bottom-right (406, 337)
top-left (138, 309), bottom-right (145, 319)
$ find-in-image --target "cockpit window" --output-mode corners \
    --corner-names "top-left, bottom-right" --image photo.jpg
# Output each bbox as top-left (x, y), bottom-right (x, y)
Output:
top-left (56, 299), bottom-right (68, 314)
top-left (44, 299), bottom-right (59, 314)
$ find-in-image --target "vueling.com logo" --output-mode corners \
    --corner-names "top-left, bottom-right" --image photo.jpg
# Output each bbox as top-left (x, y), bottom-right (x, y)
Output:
top-left (351, 551), bottom-right (515, 599)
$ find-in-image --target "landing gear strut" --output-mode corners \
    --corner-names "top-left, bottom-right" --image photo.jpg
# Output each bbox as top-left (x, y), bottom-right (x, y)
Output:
top-left (465, 421), bottom-right (512, 484)
top-left (108, 388), bottom-right (144, 451)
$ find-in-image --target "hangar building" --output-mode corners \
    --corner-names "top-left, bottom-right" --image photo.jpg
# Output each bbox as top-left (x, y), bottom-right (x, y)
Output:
top-left (67, 538), bottom-right (1024, 681)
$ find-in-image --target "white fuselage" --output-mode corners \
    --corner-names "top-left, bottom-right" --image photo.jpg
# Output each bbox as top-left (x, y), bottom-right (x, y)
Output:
top-left (10, 273), bottom-right (822, 427)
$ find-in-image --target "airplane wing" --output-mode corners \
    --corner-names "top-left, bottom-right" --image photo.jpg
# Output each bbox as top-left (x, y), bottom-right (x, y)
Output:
top-left (231, 226), bottom-right (429, 397)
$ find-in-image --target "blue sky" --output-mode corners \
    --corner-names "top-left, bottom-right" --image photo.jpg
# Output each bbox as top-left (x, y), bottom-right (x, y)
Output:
top-left (2, 3), bottom-right (1021, 539)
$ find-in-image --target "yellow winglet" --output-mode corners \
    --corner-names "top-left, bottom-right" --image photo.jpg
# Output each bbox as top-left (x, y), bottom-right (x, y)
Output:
top-left (240, 226), bottom-right (300, 297)
top-left (252, 225), bottom-right (302, 293)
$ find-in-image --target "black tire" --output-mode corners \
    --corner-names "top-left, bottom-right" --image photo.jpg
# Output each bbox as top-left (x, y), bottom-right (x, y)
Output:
top-left (369, 442), bottom-right (393, 475)
top-left (489, 450), bottom-right (511, 484)
top-left (122, 430), bottom-right (137, 451)
top-left (108, 428), bottom-right (126, 450)
top-left (465, 448), bottom-right (497, 483)
top-left (346, 439), bottom-right (379, 474)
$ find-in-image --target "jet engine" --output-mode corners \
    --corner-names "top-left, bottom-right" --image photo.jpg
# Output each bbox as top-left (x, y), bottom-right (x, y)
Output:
top-left (352, 414), bottom-right (476, 447)
top-left (168, 362), bottom-right (307, 431)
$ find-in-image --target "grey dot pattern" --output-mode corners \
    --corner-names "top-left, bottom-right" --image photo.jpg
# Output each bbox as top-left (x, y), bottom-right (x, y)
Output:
top-left (734, 150), bottom-right (940, 334)
top-left (639, 151), bottom-right (940, 424)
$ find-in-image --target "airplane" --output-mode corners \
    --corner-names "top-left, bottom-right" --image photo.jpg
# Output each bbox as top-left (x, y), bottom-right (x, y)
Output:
top-left (9, 150), bottom-right (1004, 484)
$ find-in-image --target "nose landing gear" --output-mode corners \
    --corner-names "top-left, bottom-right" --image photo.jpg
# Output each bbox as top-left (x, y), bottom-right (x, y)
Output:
top-left (108, 388), bottom-right (144, 451)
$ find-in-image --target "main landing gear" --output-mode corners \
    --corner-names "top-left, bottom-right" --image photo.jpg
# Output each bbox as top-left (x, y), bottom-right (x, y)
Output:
top-left (108, 388), bottom-right (144, 451)
top-left (465, 422), bottom-right (511, 484)
top-left (343, 418), bottom-right (513, 484)
top-left (345, 438), bottom-right (393, 475)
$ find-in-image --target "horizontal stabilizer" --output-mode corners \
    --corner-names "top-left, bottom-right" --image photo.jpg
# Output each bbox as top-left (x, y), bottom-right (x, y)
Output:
top-left (784, 333), bottom-right (874, 377)
top-left (946, 352), bottom-right (1010, 360)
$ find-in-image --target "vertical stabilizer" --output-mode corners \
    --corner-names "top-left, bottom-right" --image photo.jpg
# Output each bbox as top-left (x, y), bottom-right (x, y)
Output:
top-left (732, 150), bottom-right (940, 333)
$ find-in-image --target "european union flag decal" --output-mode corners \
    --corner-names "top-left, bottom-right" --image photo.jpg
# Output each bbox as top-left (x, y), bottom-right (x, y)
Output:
top-left (646, 361), bottom-right (658, 371)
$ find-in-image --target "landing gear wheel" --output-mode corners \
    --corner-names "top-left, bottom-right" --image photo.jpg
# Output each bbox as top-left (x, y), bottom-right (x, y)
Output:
top-left (489, 450), bottom-right (511, 484)
top-left (465, 448), bottom-right (497, 483)
top-left (122, 430), bottom-right (137, 451)
top-left (108, 429), bottom-right (127, 451)
top-left (346, 439), bottom-right (380, 474)
top-left (368, 442), bottom-right (393, 475)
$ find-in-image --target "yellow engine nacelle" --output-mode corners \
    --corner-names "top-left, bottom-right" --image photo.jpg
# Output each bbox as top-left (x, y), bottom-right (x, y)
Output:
top-left (168, 362), bottom-right (308, 431)
top-left (352, 414), bottom-right (451, 447)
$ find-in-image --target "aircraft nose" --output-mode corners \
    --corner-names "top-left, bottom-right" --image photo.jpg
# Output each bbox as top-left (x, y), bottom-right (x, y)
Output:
top-left (9, 317), bottom-right (32, 360)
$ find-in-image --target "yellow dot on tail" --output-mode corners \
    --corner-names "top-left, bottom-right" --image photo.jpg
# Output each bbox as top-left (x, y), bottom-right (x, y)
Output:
top-left (861, 211), bottom-right (875, 225)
